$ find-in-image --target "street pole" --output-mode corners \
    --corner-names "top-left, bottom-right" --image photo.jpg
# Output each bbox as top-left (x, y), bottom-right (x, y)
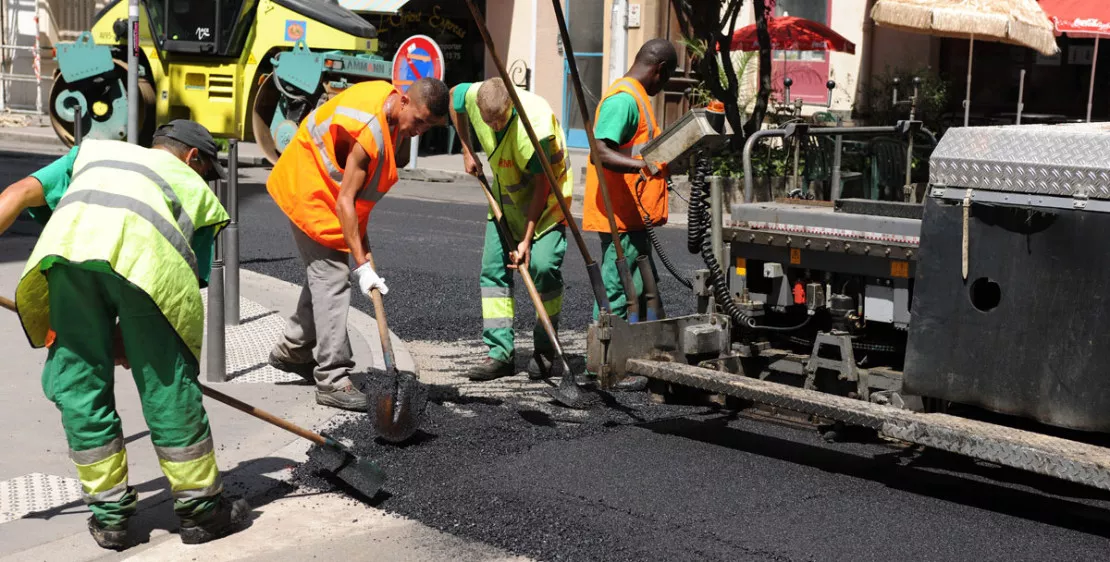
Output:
top-left (224, 140), bottom-right (240, 326)
top-left (207, 179), bottom-right (227, 382)
top-left (1016, 69), bottom-right (1026, 125)
top-left (405, 135), bottom-right (419, 169)
top-left (127, 0), bottom-right (139, 144)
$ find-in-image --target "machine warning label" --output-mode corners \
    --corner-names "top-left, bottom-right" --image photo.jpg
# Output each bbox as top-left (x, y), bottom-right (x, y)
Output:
top-left (789, 249), bottom-right (801, 265)
top-left (285, 20), bottom-right (306, 42)
top-left (891, 260), bottom-right (910, 278)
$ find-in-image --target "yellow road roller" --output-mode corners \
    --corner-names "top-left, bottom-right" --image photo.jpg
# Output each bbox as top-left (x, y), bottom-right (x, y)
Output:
top-left (51, 0), bottom-right (395, 163)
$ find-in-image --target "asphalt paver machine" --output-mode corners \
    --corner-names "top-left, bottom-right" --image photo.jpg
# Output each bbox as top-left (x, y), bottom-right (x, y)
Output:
top-left (587, 109), bottom-right (1110, 492)
top-left (49, 0), bottom-right (394, 162)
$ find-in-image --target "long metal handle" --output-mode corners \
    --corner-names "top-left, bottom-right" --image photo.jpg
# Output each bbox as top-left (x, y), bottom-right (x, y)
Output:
top-left (476, 174), bottom-right (570, 369)
top-left (549, 0), bottom-right (639, 323)
top-left (359, 250), bottom-right (398, 375)
top-left (462, 0), bottom-right (610, 315)
top-left (200, 384), bottom-right (328, 446)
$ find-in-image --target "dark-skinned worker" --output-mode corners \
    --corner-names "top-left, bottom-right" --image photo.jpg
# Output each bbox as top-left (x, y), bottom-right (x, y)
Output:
top-left (583, 39), bottom-right (678, 389)
top-left (266, 77), bottom-right (450, 410)
top-left (0, 121), bottom-right (249, 550)
top-left (449, 77), bottom-right (573, 381)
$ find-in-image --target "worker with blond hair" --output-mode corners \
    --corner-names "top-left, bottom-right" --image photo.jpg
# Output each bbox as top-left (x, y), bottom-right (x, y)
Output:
top-left (449, 77), bottom-right (573, 381)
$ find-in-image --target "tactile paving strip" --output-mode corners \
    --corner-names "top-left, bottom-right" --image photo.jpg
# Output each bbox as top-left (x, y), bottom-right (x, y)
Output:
top-left (0, 473), bottom-right (84, 524)
top-left (201, 292), bottom-right (303, 384)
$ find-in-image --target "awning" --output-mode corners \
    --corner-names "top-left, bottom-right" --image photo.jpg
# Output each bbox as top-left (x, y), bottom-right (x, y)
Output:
top-left (338, 0), bottom-right (410, 14)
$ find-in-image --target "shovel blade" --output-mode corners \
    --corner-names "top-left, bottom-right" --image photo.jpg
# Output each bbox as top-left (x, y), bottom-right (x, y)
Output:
top-left (312, 437), bottom-right (387, 499)
top-left (371, 372), bottom-right (429, 443)
top-left (334, 456), bottom-right (388, 499)
top-left (546, 373), bottom-right (600, 410)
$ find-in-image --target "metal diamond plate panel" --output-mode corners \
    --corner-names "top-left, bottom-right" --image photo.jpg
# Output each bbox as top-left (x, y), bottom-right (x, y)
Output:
top-left (930, 123), bottom-right (1110, 199)
top-left (0, 473), bottom-right (84, 524)
top-left (201, 292), bottom-right (303, 384)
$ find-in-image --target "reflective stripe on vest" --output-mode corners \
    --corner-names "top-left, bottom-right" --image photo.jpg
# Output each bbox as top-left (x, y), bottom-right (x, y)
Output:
top-left (15, 140), bottom-right (229, 360)
top-left (304, 106), bottom-right (388, 196)
top-left (72, 160), bottom-right (196, 242)
top-left (464, 83), bottom-right (573, 242)
top-left (266, 82), bottom-right (399, 251)
top-left (612, 78), bottom-right (658, 156)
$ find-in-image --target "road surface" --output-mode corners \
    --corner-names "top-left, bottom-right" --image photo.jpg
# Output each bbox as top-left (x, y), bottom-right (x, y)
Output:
top-left (2, 146), bottom-right (1109, 562)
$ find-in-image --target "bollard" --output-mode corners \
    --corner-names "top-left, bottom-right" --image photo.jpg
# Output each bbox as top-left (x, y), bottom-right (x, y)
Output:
top-left (73, 106), bottom-right (84, 145)
top-left (126, 0), bottom-right (140, 143)
top-left (207, 179), bottom-right (227, 382)
top-left (224, 140), bottom-right (240, 326)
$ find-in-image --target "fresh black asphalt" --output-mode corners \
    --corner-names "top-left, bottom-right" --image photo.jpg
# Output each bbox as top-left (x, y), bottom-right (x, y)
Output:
top-left (3, 151), bottom-right (1109, 561)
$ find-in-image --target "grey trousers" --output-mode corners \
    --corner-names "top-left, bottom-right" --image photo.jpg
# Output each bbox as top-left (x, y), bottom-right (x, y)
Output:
top-left (272, 221), bottom-right (355, 390)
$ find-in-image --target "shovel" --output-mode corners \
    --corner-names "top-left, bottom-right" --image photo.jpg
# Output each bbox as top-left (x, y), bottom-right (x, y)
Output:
top-left (0, 294), bottom-right (387, 498)
top-left (474, 174), bottom-right (599, 410)
top-left (360, 249), bottom-right (429, 443)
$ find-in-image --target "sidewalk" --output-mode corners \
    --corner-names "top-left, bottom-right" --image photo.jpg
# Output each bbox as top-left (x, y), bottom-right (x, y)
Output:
top-left (0, 123), bottom-right (271, 167)
top-left (0, 123), bottom-right (690, 226)
top-left (0, 228), bottom-right (518, 560)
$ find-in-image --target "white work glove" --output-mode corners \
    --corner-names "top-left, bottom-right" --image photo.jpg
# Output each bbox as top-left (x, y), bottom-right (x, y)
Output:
top-left (352, 262), bottom-right (389, 296)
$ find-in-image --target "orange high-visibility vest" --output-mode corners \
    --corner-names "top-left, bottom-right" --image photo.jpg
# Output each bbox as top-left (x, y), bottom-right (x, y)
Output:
top-left (267, 81), bottom-right (400, 251)
top-left (583, 77), bottom-right (667, 233)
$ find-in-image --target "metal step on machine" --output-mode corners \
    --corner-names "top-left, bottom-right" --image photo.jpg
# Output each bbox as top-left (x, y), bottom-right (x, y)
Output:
top-left (586, 107), bottom-right (1110, 492)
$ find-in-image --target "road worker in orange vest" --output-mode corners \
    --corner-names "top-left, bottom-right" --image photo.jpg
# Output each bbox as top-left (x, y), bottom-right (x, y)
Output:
top-left (266, 78), bottom-right (450, 411)
top-left (583, 39), bottom-right (678, 390)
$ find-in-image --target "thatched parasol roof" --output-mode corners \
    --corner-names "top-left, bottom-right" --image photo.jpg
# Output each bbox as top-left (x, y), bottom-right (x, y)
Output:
top-left (870, 0), bottom-right (1060, 56)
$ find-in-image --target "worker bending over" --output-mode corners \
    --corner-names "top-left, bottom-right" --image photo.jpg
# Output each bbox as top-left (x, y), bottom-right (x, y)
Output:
top-left (267, 78), bottom-right (449, 410)
top-left (0, 121), bottom-right (248, 550)
top-left (449, 78), bottom-right (574, 381)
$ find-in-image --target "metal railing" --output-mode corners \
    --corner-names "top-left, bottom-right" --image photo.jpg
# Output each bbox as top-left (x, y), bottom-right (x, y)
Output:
top-left (0, 12), bottom-right (49, 114)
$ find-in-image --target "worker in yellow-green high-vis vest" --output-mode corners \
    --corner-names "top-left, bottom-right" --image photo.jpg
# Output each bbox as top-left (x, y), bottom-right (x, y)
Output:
top-left (0, 121), bottom-right (249, 551)
top-left (449, 77), bottom-right (574, 381)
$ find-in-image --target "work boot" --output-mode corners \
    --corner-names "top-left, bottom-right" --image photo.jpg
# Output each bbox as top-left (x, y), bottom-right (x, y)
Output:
top-left (316, 382), bottom-right (370, 411)
top-left (466, 357), bottom-right (515, 381)
top-left (268, 351), bottom-right (316, 384)
top-left (527, 352), bottom-right (561, 381)
top-left (613, 375), bottom-right (649, 392)
top-left (87, 516), bottom-right (129, 551)
top-left (179, 497), bottom-right (251, 545)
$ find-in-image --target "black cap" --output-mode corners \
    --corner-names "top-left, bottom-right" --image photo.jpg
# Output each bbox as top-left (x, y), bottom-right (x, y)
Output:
top-left (152, 119), bottom-right (227, 182)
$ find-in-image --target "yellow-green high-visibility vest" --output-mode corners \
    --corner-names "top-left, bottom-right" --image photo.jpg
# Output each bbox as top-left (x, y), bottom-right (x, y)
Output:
top-left (16, 140), bottom-right (230, 361)
top-left (464, 83), bottom-right (573, 242)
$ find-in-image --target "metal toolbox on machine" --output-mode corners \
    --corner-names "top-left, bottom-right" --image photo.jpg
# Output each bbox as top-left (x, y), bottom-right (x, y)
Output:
top-left (639, 108), bottom-right (734, 175)
top-left (905, 124), bottom-right (1110, 431)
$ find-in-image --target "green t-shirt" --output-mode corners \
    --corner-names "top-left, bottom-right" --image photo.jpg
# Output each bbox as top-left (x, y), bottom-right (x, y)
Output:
top-left (27, 146), bottom-right (217, 286)
top-left (453, 82), bottom-right (551, 176)
top-left (593, 92), bottom-right (640, 147)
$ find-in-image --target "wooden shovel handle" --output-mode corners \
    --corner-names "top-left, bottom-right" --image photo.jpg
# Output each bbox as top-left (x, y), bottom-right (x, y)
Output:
top-left (199, 384), bottom-right (328, 447)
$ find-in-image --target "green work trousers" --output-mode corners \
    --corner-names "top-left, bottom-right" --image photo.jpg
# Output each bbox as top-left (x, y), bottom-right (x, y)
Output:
top-left (41, 263), bottom-right (222, 527)
top-left (592, 231), bottom-right (662, 321)
top-left (480, 221), bottom-right (567, 362)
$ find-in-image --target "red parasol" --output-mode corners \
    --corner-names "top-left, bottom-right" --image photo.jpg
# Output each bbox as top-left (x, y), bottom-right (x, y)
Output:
top-left (727, 16), bottom-right (856, 54)
top-left (1039, 0), bottom-right (1110, 121)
